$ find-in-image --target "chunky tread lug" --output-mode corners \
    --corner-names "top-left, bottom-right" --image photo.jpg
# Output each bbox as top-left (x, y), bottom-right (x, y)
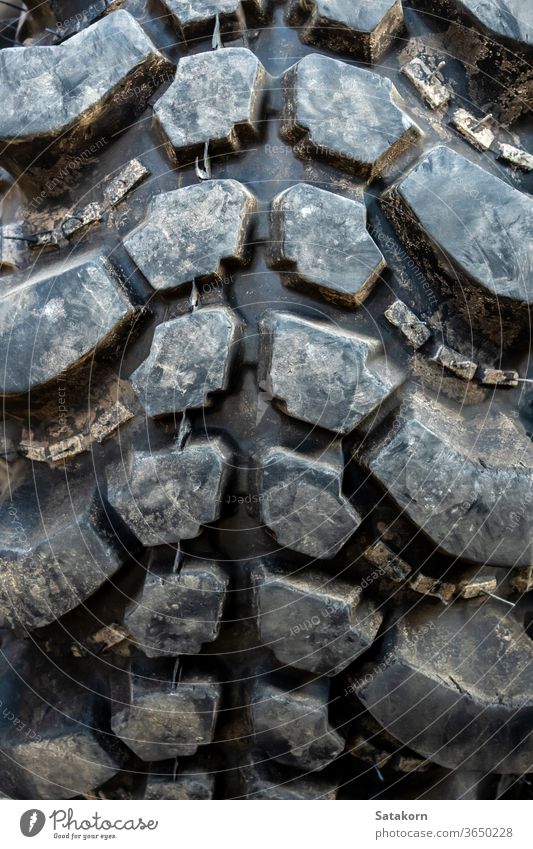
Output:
top-left (254, 563), bottom-right (383, 676)
top-left (351, 601), bottom-right (533, 773)
top-left (287, 0), bottom-right (405, 63)
top-left (249, 678), bottom-right (344, 771)
top-left (0, 11), bottom-right (172, 181)
top-left (280, 53), bottom-right (423, 180)
top-left (0, 469), bottom-right (128, 629)
top-left (0, 255), bottom-right (142, 396)
top-left (130, 306), bottom-right (242, 417)
top-left (123, 180), bottom-right (257, 293)
top-left (111, 662), bottom-right (222, 761)
top-left (259, 311), bottom-right (404, 434)
top-left (125, 558), bottom-right (229, 657)
top-left (382, 145), bottom-right (533, 343)
top-left (153, 48), bottom-right (269, 163)
top-left (258, 446), bottom-right (361, 558)
top-left (268, 183), bottom-right (386, 307)
top-left (1, 1), bottom-right (532, 802)
top-left (106, 438), bottom-right (232, 546)
top-left (160, 0), bottom-right (270, 44)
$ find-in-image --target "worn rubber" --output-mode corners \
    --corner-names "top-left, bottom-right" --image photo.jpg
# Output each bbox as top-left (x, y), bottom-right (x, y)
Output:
top-left (0, 0), bottom-right (532, 801)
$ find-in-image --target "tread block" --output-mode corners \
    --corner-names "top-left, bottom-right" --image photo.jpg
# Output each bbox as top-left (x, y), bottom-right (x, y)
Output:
top-left (107, 438), bottom-right (231, 547)
top-left (450, 0), bottom-right (532, 48)
top-left (0, 471), bottom-right (126, 629)
top-left (250, 680), bottom-right (343, 771)
top-left (289, 0), bottom-right (404, 63)
top-left (0, 651), bottom-right (126, 799)
top-left (383, 145), bottom-right (533, 315)
top-left (259, 447), bottom-right (360, 559)
top-left (111, 668), bottom-right (221, 761)
top-left (413, 0), bottom-right (532, 53)
top-left (161, 0), bottom-right (268, 42)
top-left (0, 256), bottom-right (139, 397)
top-left (234, 754), bottom-right (338, 799)
top-left (269, 183), bottom-right (385, 306)
top-left (153, 48), bottom-right (268, 162)
top-left (11, 732), bottom-right (121, 801)
top-left (123, 180), bottom-right (256, 293)
top-left (130, 307), bottom-right (241, 417)
top-left (144, 757), bottom-right (215, 799)
top-left (256, 566), bottom-right (383, 675)
top-left (281, 54), bottom-right (422, 180)
top-left (363, 397), bottom-right (533, 568)
top-left (0, 11), bottom-right (171, 177)
top-left (125, 559), bottom-right (228, 657)
top-left (259, 312), bottom-right (403, 434)
top-left (352, 602), bottom-right (533, 773)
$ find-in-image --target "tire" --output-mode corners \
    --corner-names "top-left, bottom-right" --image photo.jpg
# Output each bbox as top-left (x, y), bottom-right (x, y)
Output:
top-left (0, 0), bottom-right (532, 801)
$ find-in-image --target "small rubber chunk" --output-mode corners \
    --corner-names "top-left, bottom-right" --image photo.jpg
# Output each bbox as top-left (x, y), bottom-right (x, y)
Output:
top-left (384, 299), bottom-right (431, 349)
top-left (62, 202), bottom-right (104, 238)
top-left (123, 180), bottom-right (256, 293)
top-left (451, 109), bottom-right (494, 151)
top-left (401, 57), bottom-right (450, 110)
top-left (431, 344), bottom-right (477, 381)
top-left (104, 159), bottom-right (150, 207)
top-left (497, 142), bottom-right (533, 171)
top-left (457, 570), bottom-right (498, 599)
top-left (477, 366), bottom-right (519, 387)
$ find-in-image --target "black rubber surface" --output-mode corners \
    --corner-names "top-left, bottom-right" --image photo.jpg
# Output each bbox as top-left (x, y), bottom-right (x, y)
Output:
top-left (0, 0), bottom-right (532, 801)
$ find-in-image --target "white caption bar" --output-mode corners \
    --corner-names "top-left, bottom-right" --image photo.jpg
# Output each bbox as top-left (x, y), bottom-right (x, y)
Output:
top-left (4, 800), bottom-right (532, 848)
